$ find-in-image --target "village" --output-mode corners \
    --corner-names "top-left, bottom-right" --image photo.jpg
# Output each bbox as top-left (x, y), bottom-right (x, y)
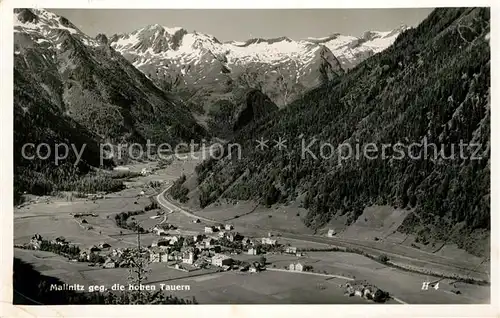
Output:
top-left (21, 214), bottom-right (395, 303)
top-left (24, 222), bottom-right (308, 275)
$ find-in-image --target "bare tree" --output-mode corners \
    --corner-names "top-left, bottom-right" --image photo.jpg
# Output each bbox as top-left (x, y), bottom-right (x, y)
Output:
top-left (125, 225), bottom-right (152, 304)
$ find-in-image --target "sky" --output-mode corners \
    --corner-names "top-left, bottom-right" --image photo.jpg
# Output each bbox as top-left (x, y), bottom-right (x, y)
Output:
top-left (50, 9), bottom-right (434, 41)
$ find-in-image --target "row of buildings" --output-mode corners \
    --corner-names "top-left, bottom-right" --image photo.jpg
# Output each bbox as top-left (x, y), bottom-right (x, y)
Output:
top-left (204, 223), bottom-right (234, 233)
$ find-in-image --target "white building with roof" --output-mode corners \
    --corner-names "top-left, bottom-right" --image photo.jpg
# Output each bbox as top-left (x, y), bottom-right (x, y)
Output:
top-left (289, 262), bottom-right (304, 272)
top-left (211, 254), bottom-right (233, 267)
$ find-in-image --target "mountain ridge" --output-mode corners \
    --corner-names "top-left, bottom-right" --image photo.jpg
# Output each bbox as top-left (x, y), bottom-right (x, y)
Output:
top-left (13, 8), bottom-right (207, 201)
top-left (107, 23), bottom-right (407, 136)
top-left (14, 8), bottom-right (206, 145)
top-left (107, 22), bottom-right (408, 137)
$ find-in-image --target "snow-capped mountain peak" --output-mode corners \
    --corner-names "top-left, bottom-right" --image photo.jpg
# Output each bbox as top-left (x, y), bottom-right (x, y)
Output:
top-left (304, 25), bottom-right (410, 69)
top-left (110, 27), bottom-right (330, 66)
top-left (108, 26), bottom-right (346, 110)
top-left (108, 23), bottom-right (408, 110)
top-left (14, 8), bottom-right (100, 49)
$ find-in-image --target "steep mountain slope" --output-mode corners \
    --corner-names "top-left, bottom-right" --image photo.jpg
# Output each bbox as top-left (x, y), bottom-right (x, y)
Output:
top-left (14, 9), bottom-right (206, 145)
top-left (184, 8), bottom-right (491, 256)
top-left (13, 9), bottom-right (207, 201)
top-left (232, 90), bottom-right (279, 132)
top-left (205, 88), bottom-right (279, 138)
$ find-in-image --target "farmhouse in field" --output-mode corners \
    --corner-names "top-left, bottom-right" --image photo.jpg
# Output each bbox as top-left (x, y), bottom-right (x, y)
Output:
top-left (289, 262), bottom-right (304, 272)
top-left (29, 234), bottom-right (43, 249)
top-left (247, 247), bottom-right (260, 255)
top-left (205, 226), bottom-right (215, 233)
top-left (343, 281), bottom-right (389, 302)
top-left (285, 246), bottom-right (297, 254)
top-left (261, 237), bottom-right (277, 245)
top-left (224, 224), bottom-right (234, 230)
top-left (327, 229), bottom-right (336, 237)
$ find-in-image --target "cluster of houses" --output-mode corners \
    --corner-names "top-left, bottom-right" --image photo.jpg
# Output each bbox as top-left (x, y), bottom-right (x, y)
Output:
top-left (147, 233), bottom-right (237, 271)
top-left (28, 234), bottom-right (72, 250)
top-left (342, 281), bottom-right (390, 302)
top-left (26, 218), bottom-right (307, 276)
top-left (151, 224), bottom-right (177, 235)
top-left (204, 223), bottom-right (234, 234)
top-left (79, 242), bottom-right (112, 261)
top-left (28, 234), bottom-right (43, 249)
top-left (141, 224), bottom-right (287, 272)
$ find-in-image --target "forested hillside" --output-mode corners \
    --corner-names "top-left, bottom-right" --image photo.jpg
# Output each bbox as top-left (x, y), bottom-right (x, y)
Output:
top-left (187, 8), bottom-right (490, 256)
top-left (205, 89), bottom-right (279, 137)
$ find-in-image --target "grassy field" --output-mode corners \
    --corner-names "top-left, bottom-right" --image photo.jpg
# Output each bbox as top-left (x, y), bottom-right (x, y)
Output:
top-left (14, 246), bottom-right (488, 304)
top-left (280, 252), bottom-right (490, 304)
top-left (172, 198), bottom-right (314, 237)
top-left (159, 270), bottom-right (373, 304)
top-left (14, 248), bottom-right (216, 291)
top-left (171, 190), bottom-right (489, 281)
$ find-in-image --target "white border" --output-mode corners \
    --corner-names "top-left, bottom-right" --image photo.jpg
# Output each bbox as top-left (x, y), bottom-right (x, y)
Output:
top-left (1, 1), bottom-right (498, 317)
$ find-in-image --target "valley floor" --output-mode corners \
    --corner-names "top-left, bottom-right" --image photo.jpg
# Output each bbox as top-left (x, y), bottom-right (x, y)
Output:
top-left (13, 155), bottom-right (490, 304)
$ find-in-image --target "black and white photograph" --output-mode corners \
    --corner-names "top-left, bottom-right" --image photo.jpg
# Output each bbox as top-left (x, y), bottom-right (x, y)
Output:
top-left (2, 0), bottom-right (495, 313)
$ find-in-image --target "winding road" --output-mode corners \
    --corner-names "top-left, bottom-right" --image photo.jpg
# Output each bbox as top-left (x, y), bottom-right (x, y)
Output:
top-left (156, 183), bottom-right (217, 224)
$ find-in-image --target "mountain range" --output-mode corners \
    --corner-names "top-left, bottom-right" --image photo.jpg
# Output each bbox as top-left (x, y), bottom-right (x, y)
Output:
top-left (108, 24), bottom-right (408, 134)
